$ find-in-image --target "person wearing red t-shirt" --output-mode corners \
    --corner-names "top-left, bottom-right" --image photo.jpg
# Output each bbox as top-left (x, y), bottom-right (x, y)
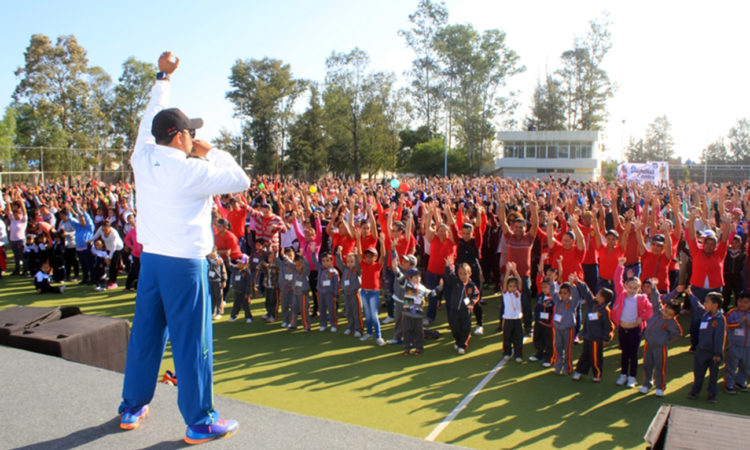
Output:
top-left (499, 198), bottom-right (539, 335)
top-left (578, 211), bottom-right (600, 293)
top-left (214, 218), bottom-right (243, 299)
top-left (356, 230), bottom-right (387, 346)
top-left (326, 205), bottom-right (357, 258)
top-left (593, 219), bottom-right (625, 296)
top-left (547, 215), bottom-right (585, 282)
top-left (636, 219), bottom-right (673, 294)
top-left (423, 202), bottom-right (457, 324)
top-left (613, 203), bottom-right (642, 278)
top-left (214, 218), bottom-right (243, 261)
top-left (685, 210), bottom-right (731, 350)
top-left (225, 196), bottom-right (249, 242)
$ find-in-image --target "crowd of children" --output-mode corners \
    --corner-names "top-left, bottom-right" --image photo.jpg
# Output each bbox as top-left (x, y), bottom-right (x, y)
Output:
top-left (5, 174), bottom-right (750, 405)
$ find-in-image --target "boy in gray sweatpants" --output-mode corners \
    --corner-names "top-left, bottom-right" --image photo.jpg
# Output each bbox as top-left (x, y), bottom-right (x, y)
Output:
top-left (312, 247), bottom-right (340, 332)
top-left (724, 292), bottom-right (750, 393)
top-left (278, 248), bottom-right (296, 327)
top-left (552, 281), bottom-right (580, 375)
top-left (639, 284), bottom-right (682, 396)
top-left (207, 248), bottom-right (226, 318)
top-left (228, 255), bottom-right (254, 323)
top-left (388, 247), bottom-right (417, 345)
top-left (336, 247), bottom-right (362, 337)
top-left (290, 255), bottom-right (311, 331)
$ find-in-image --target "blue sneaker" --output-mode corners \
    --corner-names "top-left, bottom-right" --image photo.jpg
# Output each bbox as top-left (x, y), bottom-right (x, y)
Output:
top-left (184, 419), bottom-right (239, 444)
top-left (120, 405), bottom-right (149, 430)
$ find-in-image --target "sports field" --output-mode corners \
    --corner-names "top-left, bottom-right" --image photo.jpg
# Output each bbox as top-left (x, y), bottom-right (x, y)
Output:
top-left (2, 274), bottom-right (747, 449)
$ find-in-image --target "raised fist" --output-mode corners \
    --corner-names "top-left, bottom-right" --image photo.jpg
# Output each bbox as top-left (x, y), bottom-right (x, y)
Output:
top-left (158, 51), bottom-right (180, 74)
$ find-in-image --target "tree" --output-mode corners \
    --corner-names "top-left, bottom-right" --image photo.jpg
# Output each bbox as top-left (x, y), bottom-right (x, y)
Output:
top-left (226, 57), bottom-right (304, 174)
top-left (728, 118), bottom-right (750, 163)
top-left (398, 125), bottom-right (432, 168)
top-left (702, 139), bottom-right (729, 164)
top-left (0, 108), bottom-right (17, 171)
top-left (600, 158), bottom-right (618, 181)
top-left (323, 48), bottom-right (369, 179)
top-left (212, 128), bottom-right (244, 163)
top-left (557, 15), bottom-right (614, 130)
top-left (112, 57), bottom-right (156, 151)
top-left (644, 115), bottom-right (674, 161)
top-left (287, 85), bottom-right (328, 179)
top-left (399, 0), bottom-right (448, 139)
top-left (13, 34), bottom-right (112, 177)
top-left (406, 138), bottom-right (469, 175)
top-left (625, 137), bottom-right (646, 163)
top-left (527, 74), bottom-right (566, 130)
top-left (433, 24), bottom-right (523, 174)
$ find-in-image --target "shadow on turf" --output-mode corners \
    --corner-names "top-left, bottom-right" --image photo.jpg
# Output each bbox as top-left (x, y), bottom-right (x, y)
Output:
top-left (427, 347), bottom-right (653, 448)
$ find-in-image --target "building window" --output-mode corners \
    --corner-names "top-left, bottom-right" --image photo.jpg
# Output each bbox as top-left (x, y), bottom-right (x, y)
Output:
top-left (536, 168), bottom-right (574, 174)
top-left (537, 142), bottom-right (547, 158)
top-left (558, 142), bottom-right (569, 159)
top-left (525, 143), bottom-right (536, 158)
top-left (504, 142), bottom-right (524, 158)
top-left (581, 144), bottom-right (592, 158)
top-left (571, 143), bottom-right (581, 158)
top-left (547, 142), bottom-right (558, 159)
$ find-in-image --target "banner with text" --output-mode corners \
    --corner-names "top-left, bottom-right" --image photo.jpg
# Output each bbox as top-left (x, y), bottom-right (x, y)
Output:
top-left (617, 161), bottom-right (669, 185)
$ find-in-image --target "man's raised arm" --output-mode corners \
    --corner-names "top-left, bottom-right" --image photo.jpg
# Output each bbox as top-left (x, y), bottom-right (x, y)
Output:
top-left (132, 52), bottom-right (180, 156)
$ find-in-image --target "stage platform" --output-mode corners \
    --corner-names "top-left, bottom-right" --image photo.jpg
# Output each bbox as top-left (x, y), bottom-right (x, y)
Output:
top-left (1, 346), bottom-right (455, 449)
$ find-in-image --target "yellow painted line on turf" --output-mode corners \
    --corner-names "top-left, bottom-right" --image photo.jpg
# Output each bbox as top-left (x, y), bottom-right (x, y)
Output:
top-left (425, 357), bottom-right (507, 442)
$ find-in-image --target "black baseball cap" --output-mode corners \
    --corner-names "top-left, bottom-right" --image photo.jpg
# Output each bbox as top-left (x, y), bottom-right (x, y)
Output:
top-left (152, 108), bottom-right (204, 143)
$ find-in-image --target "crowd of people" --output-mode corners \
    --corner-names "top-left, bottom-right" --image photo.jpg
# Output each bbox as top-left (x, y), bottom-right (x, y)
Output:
top-left (2, 173), bottom-right (749, 403)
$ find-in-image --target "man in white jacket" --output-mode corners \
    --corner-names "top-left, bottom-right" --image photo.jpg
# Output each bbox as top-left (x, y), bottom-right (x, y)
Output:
top-left (118, 51), bottom-right (248, 444)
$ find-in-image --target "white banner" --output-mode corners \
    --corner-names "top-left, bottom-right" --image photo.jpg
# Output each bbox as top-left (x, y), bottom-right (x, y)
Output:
top-left (617, 161), bottom-right (669, 185)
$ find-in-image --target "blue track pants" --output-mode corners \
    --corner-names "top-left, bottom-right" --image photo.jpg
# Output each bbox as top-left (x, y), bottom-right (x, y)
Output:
top-left (118, 253), bottom-right (218, 426)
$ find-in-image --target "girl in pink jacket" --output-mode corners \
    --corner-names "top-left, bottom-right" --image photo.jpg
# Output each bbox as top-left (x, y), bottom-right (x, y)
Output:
top-left (612, 258), bottom-right (653, 388)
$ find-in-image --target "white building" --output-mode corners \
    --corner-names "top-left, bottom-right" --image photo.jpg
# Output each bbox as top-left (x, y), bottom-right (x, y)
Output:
top-left (494, 130), bottom-right (601, 182)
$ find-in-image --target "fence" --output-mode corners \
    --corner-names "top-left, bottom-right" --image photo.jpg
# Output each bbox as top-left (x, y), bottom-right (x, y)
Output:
top-left (668, 164), bottom-right (750, 184)
top-left (0, 145), bottom-right (133, 185)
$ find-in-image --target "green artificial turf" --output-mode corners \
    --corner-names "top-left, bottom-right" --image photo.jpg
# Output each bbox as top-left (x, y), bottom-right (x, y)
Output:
top-left (2, 272), bottom-right (748, 449)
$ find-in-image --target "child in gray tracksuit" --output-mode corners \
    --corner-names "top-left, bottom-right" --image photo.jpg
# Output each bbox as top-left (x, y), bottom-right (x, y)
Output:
top-left (228, 255), bottom-right (254, 323)
top-left (312, 248), bottom-right (340, 332)
top-left (388, 248), bottom-right (417, 345)
top-left (336, 247), bottom-right (363, 337)
top-left (400, 267), bottom-right (441, 355)
top-left (552, 281), bottom-right (581, 375)
top-left (260, 249), bottom-right (280, 322)
top-left (207, 248), bottom-right (227, 318)
top-left (724, 292), bottom-right (750, 393)
top-left (639, 285), bottom-right (682, 396)
top-left (290, 254), bottom-right (311, 331)
top-left (687, 291), bottom-right (726, 403)
top-left (572, 284), bottom-right (614, 382)
top-left (278, 248), bottom-right (296, 328)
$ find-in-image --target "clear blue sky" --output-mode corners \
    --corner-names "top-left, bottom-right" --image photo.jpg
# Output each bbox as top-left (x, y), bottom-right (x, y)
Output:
top-left (2, 0), bottom-right (749, 163)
